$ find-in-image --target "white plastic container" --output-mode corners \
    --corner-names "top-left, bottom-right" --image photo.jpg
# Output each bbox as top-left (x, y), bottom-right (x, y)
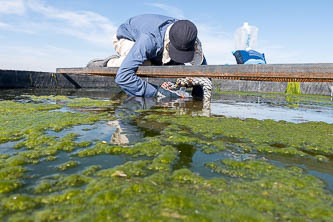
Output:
top-left (235, 22), bottom-right (258, 51)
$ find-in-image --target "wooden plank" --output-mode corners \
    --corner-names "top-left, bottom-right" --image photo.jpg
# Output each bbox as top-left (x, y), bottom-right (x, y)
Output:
top-left (56, 63), bottom-right (333, 82)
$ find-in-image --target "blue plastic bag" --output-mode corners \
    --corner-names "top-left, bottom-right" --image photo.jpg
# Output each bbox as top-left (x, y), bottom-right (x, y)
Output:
top-left (233, 50), bottom-right (266, 64)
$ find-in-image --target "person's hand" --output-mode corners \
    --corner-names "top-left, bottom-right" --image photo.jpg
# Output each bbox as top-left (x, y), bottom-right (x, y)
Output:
top-left (160, 82), bottom-right (172, 89)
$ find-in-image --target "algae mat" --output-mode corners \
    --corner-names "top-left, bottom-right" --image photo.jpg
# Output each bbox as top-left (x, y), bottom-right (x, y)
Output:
top-left (0, 92), bottom-right (333, 221)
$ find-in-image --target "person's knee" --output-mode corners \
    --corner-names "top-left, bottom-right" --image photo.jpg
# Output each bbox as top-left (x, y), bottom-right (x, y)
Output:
top-left (114, 76), bottom-right (133, 95)
top-left (115, 75), bottom-right (123, 86)
top-left (115, 75), bottom-right (131, 90)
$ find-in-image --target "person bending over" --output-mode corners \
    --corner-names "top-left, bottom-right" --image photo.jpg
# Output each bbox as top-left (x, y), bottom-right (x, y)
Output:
top-left (87, 14), bottom-right (212, 100)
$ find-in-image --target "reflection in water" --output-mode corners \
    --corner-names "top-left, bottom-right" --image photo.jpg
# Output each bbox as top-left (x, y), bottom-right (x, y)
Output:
top-left (285, 95), bottom-right (300, 108)
top-left (211, 100), bottom-right (333, 123)
top-left (109, 95), bottom-right (211, 170)
top-left (162, 98), bottom-right (211, 117)
top-left (109, 95), bottom-right (211, 145)
top-left (173, 144), bottom-right (196, 170)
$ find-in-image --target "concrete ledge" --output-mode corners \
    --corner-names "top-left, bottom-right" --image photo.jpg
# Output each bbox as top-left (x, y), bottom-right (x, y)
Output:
top-left (1, 69), bottom-right (332, 96)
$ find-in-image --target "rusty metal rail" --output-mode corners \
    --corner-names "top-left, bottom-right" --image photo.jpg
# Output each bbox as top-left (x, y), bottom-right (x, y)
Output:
top-left (56, 63), bottom-right (333, 82)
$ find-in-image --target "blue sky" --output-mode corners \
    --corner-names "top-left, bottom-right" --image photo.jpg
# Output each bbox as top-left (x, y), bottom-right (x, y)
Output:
top-left (0, 0), bottom-right (332, 71)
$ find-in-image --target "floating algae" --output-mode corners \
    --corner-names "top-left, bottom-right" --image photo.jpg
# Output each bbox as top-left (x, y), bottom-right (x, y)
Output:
top-left (0, 93), bottom-right (333, 221)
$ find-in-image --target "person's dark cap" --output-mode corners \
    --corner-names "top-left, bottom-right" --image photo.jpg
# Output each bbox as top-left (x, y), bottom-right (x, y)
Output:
top-left (169, 20), bottom-right (197, 63)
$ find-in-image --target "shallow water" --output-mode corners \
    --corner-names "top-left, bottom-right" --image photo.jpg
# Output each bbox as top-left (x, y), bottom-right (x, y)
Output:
top-left (0, 88), bottom-right (332, 221)
top-left (211, 95), bottom-right (333, 123)
top-left (211, 101), bottom-right (333, 123)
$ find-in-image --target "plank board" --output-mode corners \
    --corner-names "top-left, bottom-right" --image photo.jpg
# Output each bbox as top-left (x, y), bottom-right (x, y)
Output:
top-left (57, 63), bottom-right (333, 82)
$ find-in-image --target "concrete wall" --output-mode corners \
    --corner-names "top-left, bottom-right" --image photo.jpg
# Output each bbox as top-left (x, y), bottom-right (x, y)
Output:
top-left (0, 69), bottom-right (332, 96)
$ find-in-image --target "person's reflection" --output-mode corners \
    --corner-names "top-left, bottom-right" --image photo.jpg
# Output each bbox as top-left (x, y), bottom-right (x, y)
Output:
top-left (162, 98), bottom-right (211, 117)
top-left (108, 94), bottom-right (211, 169)
top-left (109, 95), bottom-right (160, 145)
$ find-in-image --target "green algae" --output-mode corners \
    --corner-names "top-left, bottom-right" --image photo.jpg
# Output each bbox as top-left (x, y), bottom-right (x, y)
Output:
top-left (315, 155), bottom-right (329, 163)
top-left (6, 163), bottom-right (331, 222)
top-left (97, 160), bottom-right (151, 178)
top-left (66, 98), bottom-right (117, 108)
top-left (2, 160), bottom-right (333, 221)
top-left (0, 180), bottom-right (23, 194)
top-left (286, 82), bottom-right (301, 95)
top-left (0, 98), bottom-right (111, 177)
top-left (0, 166), bottom-right (26, 180)
top-left (34, 174), bottom-right (91, 194)
top-left (256, 145), bottom-right (309, 157)
top-left (26, 95), bottom-right (118, 108)
top-left (45, 156), bottom-right (57, 161)
top-left (148, 150), bottom-right (177, 172)
top-left (206, 159), bottom-right (306, 180)
top-left (56, 174), bottom-right (91, 188)
top-left (0, 102), bottom-right (110, 144)
top-left (144, 114), bottom-right (333, 157)
top-left (82, 165), bottom-right (101, 176)
top-left (56, 161), bottom-right (79, 171)
top-left (0, 96), bottom-right (115, 196)
top-left (2, 195), bottom-right (40, 211)
top-left (1, 94), bottom-right (333, 221)
top-left (76, 138), bottom-right (176, 158)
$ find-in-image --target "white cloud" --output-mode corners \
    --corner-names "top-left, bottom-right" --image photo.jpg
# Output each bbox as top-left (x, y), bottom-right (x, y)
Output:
top-left (0, 20), bottom-right (37, 34)
top-left (0, 0), bottom-right (117, 46)
top-left (259, 45), bottom-right (298, 64)
top-left (0, 0), bottom-right (25, 15)
top-left (0, 0), bottom-right (118, 71)
top-left (27, 0), bottom-right (112, 27)
top-left (146, 3), bottom-right (185, 19)
top-left (197, 24), bottom-right (236, 65)
top-left (257, 40), bottom-right (309, 64)
top-left (0, 21), bottom-right (10, 28)
top-left (24, 0), bottom-right (117, 46)
top-left (0, 44), bottom-right (110, 72)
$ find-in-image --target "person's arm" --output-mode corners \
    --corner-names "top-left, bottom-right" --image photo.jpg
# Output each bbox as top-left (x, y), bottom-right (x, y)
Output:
top-left (115, 34), bottom-right (158, 97)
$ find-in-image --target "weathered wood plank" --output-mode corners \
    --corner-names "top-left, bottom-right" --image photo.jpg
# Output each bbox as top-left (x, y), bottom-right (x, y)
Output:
top-left (57, 63), bottom-right (333, 82)
top-left (1, 69), bottom-right (332, 96)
